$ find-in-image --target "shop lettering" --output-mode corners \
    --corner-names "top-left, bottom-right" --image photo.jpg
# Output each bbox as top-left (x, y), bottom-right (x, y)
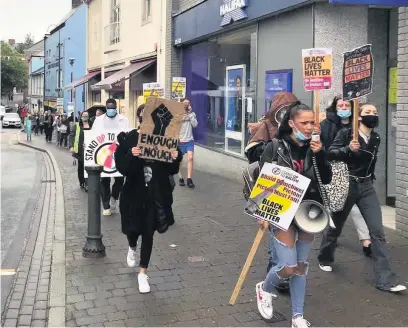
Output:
top-left (140, 133), bottom-right (179, 150)
top-left (220, 0), bottom-right (247, 16)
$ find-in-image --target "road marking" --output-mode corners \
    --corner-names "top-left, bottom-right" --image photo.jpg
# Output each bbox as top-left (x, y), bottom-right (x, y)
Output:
top-left (0, 269), bottom-right (17, 276)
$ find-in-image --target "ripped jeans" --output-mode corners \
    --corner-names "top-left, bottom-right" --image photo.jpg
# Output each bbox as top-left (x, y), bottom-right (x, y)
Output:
top-left (264, 228), bottom-right (313, 317)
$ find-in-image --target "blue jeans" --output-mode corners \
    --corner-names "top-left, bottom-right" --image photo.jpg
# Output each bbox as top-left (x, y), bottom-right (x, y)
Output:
top-left (264, 228), bottom-right (313, 317)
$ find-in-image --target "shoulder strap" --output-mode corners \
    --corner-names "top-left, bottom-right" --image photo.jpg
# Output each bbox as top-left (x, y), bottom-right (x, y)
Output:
top-left (270, 138), bottom-right (279, 163)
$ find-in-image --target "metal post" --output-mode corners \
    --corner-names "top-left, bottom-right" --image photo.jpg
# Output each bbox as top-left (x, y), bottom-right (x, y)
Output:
top-left (83, 165), bottom-right (106, 258)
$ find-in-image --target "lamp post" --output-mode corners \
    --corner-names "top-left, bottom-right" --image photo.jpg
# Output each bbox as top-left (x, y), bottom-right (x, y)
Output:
top-left (69, 57), bottom-right (76, 124)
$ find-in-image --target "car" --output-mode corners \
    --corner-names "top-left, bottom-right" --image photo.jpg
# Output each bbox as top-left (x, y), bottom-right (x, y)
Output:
top-left (2, 113), bottom-right (22, 128)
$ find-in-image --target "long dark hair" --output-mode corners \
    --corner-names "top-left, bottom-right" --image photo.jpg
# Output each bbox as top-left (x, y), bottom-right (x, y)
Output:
top-left (136, 104), bottom-right (145, 124)
top-left (327, 95), bottom-right (354, 115)
top-left (278, 102), bottom-right (313, 139)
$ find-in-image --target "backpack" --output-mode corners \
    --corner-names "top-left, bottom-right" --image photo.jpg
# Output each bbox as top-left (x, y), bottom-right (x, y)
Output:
top-left (242, 138), bottom-right (279, 201)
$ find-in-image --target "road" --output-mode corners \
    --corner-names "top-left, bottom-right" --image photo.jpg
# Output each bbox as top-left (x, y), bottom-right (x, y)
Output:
top-left (0, 128), bottom-right (42, 317)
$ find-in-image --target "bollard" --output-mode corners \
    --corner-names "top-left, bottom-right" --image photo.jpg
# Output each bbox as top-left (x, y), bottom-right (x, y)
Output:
top-left (83, 165), bottom-right (106, 258)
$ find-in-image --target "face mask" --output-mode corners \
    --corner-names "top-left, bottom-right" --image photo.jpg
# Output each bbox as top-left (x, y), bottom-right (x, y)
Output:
top-left (361, 115), bottom-right (379, 128)
top-left (106, 108), bottom-right (117, 118)
top-left (337, 109), bottom-right (351, 119)
top-left (291, 122), bottom-right (311, 141)
top-left (82, 117), bottom-right (89, 122)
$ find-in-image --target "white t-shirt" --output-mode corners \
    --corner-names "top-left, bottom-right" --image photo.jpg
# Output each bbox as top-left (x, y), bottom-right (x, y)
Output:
top-left (92, 113), bottom-right (129, 131)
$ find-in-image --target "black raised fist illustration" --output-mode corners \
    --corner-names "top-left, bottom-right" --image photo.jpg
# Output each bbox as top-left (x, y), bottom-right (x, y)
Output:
top-left (151, 104), bottom-right (173, 136)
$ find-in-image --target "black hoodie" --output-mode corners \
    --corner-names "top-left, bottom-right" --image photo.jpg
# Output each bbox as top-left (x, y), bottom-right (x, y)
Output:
top-left (320, 111), bottom-right (351, 150)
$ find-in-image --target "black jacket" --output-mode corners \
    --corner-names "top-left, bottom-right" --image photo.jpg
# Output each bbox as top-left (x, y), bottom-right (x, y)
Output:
top-left (328, 127), bottom-right (380, 179)
top-left (261, 137), bottom-right (332, 203)
top-left (115, 130), bottom-right (182, 236)
top-left (320, 111), bottom-right (350, 150)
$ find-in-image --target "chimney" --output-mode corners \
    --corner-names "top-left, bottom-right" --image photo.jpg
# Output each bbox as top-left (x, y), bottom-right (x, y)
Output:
top-left (72, 0), bottom-right (82, 8)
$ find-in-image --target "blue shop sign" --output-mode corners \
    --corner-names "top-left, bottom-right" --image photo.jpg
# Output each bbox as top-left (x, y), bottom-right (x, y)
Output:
top-left (220, 0), bottom-right (248, 27)
top-left (330, 0), bottom-right (408, 5)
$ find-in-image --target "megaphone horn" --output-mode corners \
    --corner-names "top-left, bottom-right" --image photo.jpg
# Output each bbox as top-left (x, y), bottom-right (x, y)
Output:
top-left (294, 200), bottom-right (329, 234)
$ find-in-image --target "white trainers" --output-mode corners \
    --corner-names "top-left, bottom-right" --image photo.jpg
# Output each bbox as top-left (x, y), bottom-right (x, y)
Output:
top-left (390, 285), bottom-right (407, 292)
top-left (318, 263), bottom-right (332, 272)
top-left (255, 282), bottom-right (277, 320)
top-left (110, 198), bottom-right (117, 211)
top-left (126, 247), bottom-right (137, 267)
top-left (292, 316), bottom-right (311, 328)
top-left (103, 208), bottom-right (112, 216)
top-left (138, 273), bottom-right (150, 294)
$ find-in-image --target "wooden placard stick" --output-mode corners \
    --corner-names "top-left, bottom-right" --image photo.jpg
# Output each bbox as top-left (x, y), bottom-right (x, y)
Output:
top-left (353, 99), bottom-right (359, 141)
top-left (314, 91), bottom-right (320, 127)
top-left (229, 226), bottom-right (266, 305)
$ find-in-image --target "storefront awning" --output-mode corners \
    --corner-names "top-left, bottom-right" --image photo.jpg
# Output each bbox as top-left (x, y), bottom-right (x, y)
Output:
top-left (91, 59), bottom-right (156, 91)
top-left (63, 71), bottom-right (101, 90)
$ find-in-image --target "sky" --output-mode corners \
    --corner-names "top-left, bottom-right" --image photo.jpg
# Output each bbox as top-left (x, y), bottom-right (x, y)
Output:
top-left (0, 0), bottom-right (72, 43)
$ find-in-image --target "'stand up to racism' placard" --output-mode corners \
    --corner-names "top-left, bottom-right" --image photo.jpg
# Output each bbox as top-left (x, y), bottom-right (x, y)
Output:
top-left (302, 48), bottom-right (333, 92)
top-left (244, 163), bottom-right (311, 231)
top-left (342, 44), bottom-right (373, 100)
top-left (138, 97), bottom-right (185, 162)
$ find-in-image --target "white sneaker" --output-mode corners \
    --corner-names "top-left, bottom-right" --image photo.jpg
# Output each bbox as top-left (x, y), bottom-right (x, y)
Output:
top-left (292, 316), bottom-right (311, 328)
top-left (110, 198), bottom-right (117, 211)
top-left (103, 208), bottom-right (111, 216)
top-left (318, 263), bottom-right (332, 272)
top-left (127, 247), bottom-right (137, 267)
top-left (255, 282), bottom-right (276, 320)
top-left (390, 285), bottom-right (407, 292)
top-left (138, 273), bottom-right (150, 294)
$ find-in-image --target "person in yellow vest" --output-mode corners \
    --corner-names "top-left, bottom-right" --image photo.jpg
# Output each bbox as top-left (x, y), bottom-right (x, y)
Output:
top-left (69, 111), bottom-right (92, 191)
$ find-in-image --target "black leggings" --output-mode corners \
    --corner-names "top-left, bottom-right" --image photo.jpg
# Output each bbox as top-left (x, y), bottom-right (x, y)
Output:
top-left (127, 231), bottom-right (154, 269)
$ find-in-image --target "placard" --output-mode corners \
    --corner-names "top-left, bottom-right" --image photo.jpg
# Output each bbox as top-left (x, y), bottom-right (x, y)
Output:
top-left (171, 77), bottom-right (187, 100)
top-left (143, 83), bottom-right (164, 103)
top-left (137, 97), bottom-right (185, 162)
top-left (84, 130), bottom-right (123, 178)
top-left (244, 163), bottom-right (310, 231)
top-left (302, 48), bottom-right (333, 92)
top-left (342, 44), bottom-right (373, 101)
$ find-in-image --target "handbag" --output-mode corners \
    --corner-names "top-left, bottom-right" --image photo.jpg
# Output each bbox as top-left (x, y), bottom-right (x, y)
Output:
top-left (322, 161), bottom-right (349, 212)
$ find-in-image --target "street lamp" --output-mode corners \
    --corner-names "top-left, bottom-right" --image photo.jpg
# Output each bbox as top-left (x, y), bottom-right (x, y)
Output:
top-left (69, 57), bottom-right (76, 124)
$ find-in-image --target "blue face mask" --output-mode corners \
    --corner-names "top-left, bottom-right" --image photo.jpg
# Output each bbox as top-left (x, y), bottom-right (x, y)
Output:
top-left (106, 108), bottom-right (117, 118)
top-left (337, 109), bottom-right (351, 119)
top-left (292, 124), bottom-right (311, 141)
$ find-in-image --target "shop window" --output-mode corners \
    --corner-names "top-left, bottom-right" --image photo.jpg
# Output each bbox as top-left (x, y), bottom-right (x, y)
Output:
top-left (182, 26), bottom-right (257, 156)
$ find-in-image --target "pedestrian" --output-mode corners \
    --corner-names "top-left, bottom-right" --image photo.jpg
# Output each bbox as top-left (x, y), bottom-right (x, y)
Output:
top-left (25, 114), bottom-right (33, 142)
top-left (70, 111), bottom-right (92, 190)
top-left (245, 92), bottom-right (298, 294)
top-left (92, 98), bottom-right (129, 216)
top-left (32, 114), bottom-right (38, 136)
top-left (320, 95), bottom-right (372, 257)
top-left (39, 113), bottom-right (45, 135)
top-left (53, 116), bottom-right (61, 145)
top-left (178, 98), bottom-right (198, 188)
top-left (318, 103), bottom-right (406, 293)
top-left (34, 114), bottom-right (40, 135)
top-left (59, 114), bottom-right (70, 148)
top-left (255, 102), bottom-right (332, 327)
top-left (115, 128), bottom-right (182, 293)
top-left (44, 110), bottom-right (54, 142)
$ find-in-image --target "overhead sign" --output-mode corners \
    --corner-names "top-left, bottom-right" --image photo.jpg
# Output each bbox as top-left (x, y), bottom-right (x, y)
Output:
top-left (329, 0), bottom-right (408, 5)
top-left (302, 48), bottom-right (333, 92)
top-left (220, 0), bottom-right (248, 26)
top-left (342, 44), bottom-right (374, 101)
top-left (244, 163), bottom-right (311, 231)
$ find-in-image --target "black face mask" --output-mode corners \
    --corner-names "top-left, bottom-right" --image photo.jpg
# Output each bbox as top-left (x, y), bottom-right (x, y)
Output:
top-left (360, 115), bottom-right (379, 128)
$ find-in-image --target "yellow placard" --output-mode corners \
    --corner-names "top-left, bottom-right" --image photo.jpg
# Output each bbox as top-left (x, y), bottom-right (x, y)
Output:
top-left (171, 77), bottom-right (186, 99)
top-left (143, 83), bottom-right (164, 103)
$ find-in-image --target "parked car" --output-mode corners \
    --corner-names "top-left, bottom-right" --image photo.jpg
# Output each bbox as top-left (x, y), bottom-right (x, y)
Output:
top-left (2, 113), bottom-right (22, 128)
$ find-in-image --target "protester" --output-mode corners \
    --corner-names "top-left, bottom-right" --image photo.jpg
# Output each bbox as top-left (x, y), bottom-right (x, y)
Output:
top-left (34, 114), bottom-right (40, 135)
top-left (44, 110), bottom-right (54, 143)
top-left (178, 98), bottom-right (198, 188)
top-left (24, 114), bottom-right (32, 142)
top-left (245, 92), bottom-right (298, 294)
top-left (317, 103), bottom-right (406, 293)
top-left (136, 104), bottom-right (145, 131)
top-left (39, 113), bottom-right (45, 135)
top-left (255, 103), bottom-right (332, 327)
top-left (92, 98), bottom-right (129, 216)
top-left (115, 128), bottom-right (182, 293)
top-left (59, 114), bottom-right (70, 148)
top-left (320, 96), bottom-right (372, 257)
top-left (70, 111), bottom-right (92, 191)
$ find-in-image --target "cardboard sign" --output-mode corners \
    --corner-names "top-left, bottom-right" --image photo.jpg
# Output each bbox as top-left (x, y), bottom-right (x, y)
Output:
top-left (84, 130), bottom-right (123, 177)
top-left (143, 83), bottom-right (164, 103)
top-left (137, 97), bottom-right (185, 162)
top-left (302, 48), bottom-right (333, 92)
top-left (342, 44), bottom-right (373, 100)
top-left (171, 77), bottom-right (186, 100)
top-left (244, 163), bottom-right (310, 231)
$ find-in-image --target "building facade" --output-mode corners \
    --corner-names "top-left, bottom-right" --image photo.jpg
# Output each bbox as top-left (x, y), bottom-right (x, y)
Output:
top-left (170, 0), bottom-right (400, 206)
top-left (84, 0), bottom-right (170, 127)
top-left (45, 4), bottom-right (87, 115)
top-left (25, 41), bottom-right (45, 111)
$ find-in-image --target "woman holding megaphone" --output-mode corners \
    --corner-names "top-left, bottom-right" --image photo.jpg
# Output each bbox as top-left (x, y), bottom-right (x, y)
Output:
top-left (318, 103), bottom-right (406, 293)
top-left (255, 102), bottom-right (332, 327)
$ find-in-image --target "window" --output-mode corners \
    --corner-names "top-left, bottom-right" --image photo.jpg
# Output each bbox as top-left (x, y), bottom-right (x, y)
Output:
top-left (106, 0), bottom-right (120, 46)
top-left (111, 0), bottom-right (120, 23)
top-left (143, 0), bottom-right (151, 21)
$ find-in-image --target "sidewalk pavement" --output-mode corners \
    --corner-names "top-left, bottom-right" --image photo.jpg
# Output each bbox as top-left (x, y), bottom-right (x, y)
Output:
top-left (12, 134), bottom-right (408, 327)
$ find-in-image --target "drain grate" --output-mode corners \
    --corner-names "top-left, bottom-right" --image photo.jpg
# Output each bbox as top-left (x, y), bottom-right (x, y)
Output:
top-left (188, 256), bottom-right (205, 263)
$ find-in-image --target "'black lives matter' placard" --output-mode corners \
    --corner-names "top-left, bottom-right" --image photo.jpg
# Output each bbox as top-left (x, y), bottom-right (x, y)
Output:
top-left (138, 97), bottom-right (185, 162)
top-left (342, 44), bottom-right (374, 101)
